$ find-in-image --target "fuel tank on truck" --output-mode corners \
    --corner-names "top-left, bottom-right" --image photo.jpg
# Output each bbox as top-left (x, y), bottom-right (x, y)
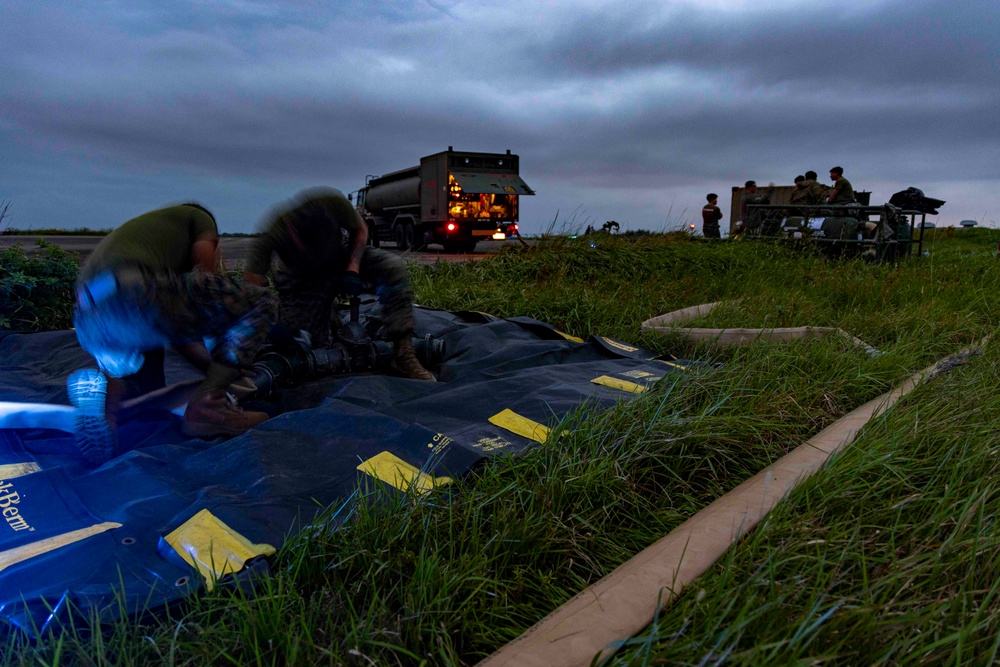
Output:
top-left (365, 173), bottom-right (420, 212)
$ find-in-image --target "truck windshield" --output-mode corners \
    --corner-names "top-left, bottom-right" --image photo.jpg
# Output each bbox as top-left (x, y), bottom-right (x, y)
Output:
top-left (448, 174), bottom-right (518, 221)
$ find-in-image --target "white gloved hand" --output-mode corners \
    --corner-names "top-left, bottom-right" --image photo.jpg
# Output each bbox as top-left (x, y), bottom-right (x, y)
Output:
top-left (227, 376), bottom-right (258, 401)
top-left (294, 329), bottom-right (312, 348)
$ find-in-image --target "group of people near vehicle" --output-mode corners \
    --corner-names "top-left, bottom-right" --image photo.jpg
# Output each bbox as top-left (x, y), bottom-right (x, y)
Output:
top-left (700, 167), bottom-right (857, 238)
top-left (790, 167), bottom-right (855, 206)
top-left (70, 187), bottom-right (435, 465)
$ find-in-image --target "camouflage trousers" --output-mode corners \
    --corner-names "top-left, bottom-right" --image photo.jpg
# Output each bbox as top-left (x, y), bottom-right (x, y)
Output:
top-left (74, 266), bottom-right (278, 378)
top-left (275, 247), bottom-right (417, 348)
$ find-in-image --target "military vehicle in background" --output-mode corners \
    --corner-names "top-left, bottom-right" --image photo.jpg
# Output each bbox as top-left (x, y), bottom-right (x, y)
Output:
top-left (730, 183), bottom-right (944, 261)
top-left (351, 147), bottom-right (535, 253)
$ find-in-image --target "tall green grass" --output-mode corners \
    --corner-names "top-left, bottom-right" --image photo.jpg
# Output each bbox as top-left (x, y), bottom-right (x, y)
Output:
top-left (4, 230), bottom-right (1000, 665)
top-left (611, 343), bottom-right (1000, 665)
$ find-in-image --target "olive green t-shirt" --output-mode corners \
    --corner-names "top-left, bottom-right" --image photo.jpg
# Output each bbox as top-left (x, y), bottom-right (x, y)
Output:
top-left (246, 187), bottom-right (365, 281)
top-left (830, 176), bottom-right (855, 204)
top-left (80, 205), bottom-right (218, 281)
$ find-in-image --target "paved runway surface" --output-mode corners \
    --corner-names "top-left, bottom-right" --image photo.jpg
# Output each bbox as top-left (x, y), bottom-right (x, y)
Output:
top-left (0, 235), bottom-right (524, 268)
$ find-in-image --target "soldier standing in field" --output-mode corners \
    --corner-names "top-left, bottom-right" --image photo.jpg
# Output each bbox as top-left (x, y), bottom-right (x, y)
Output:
top-left (701, 193), bottom-right (723, 238)
top-left (243, 187), bottom-right (436, 382)
top-left (71, 203), bottom-right (278, 464)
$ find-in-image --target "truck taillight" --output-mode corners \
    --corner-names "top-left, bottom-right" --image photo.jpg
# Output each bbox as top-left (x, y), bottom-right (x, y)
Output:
top-left (447, 222), bottom-right (457, 231)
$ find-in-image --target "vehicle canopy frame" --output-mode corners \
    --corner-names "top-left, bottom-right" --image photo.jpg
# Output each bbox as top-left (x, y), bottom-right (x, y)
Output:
top-left (740, 202), bottom-right (925, 262)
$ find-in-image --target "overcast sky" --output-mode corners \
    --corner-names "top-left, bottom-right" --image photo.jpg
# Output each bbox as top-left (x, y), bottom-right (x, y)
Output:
top-left (2, 0), bottom-right (997, 235)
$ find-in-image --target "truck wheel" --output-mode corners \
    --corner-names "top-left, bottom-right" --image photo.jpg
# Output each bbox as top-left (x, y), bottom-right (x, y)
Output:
top-left (403, 222), bottom-right (419, 251)
top-left (394, 225), bottom-right (409, 251)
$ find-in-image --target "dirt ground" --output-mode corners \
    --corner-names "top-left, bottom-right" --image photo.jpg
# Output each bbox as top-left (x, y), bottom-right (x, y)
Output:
top-left (0, 235), bottom-right (523, 268)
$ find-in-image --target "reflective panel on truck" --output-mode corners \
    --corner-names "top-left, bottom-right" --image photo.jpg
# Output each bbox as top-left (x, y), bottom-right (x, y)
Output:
top-left (449, 175), bottom-right (519, 221)
top-left (450, 171), bottom-right (535, 196)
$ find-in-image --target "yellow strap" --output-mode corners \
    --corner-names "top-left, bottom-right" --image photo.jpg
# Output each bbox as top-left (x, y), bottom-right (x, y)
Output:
top-left (0, 462), bottom-right (41, 479)
top-left (0, 522), bottom-right (122, 573)
top-left (489, 409), bottom-right (550, 443)
top-left (164, 509), bottom-right (275, 590)
top-left (555, 330), bottom-right (584, 343)
top-left (657, 359), bottom-right (688, 370)
top-left (591, 376), bottom-right (646, 393)
top-left (357, 451), bottom-right (453, 494)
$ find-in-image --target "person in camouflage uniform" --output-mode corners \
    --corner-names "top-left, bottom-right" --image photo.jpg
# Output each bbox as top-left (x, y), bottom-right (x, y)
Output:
top-left (789, 171), bottom-right (829, 206)
top-left (740, 180), bottom-right (774, 233)
top-left (71, 203), bottom-right (278, 463)
top-left (244, 187), bottom-right (435, 381)
top-left (789, 175), bottom-right (809, 204)
top-left (797, 171), bottom-right (831, 205)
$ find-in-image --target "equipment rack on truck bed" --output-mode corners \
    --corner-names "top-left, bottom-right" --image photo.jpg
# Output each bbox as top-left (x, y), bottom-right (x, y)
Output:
top-left (743, 203), bottom-right (924, 261)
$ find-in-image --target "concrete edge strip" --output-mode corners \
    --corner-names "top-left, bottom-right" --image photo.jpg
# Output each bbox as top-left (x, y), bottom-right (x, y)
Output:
top-left (640, 301), bottom-right (876, 353)
top-left (479, 338), bottom-right (988, 667)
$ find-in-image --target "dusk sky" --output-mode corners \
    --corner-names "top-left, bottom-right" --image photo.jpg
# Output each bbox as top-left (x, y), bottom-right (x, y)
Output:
top-left (3, 0), bottom-right (997, 235)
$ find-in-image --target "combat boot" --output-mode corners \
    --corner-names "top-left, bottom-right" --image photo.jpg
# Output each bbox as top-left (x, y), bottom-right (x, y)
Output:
top-left (392, 338), bottom-right (437, 381)
top-left (182, 391), bottom-right (270, 438)
top-left (67, 368), bottom-right (120, 465)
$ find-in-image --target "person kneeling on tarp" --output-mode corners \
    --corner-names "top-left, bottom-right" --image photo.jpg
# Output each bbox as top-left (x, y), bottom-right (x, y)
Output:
top-left (243, 187), bottom-right (436, 382)
top-left (71, 203), bottom-right (278, 464)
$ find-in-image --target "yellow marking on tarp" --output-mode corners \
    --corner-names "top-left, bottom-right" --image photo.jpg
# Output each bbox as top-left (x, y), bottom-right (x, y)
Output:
top-left (591, 376), bottom-right (646, 393)
top-left (656, 359), bottom-right (688, 370)
top-left (164, 509), bottom-right (275, 590)
top-left (357, 451), bottom-right (454, 494)
top-left (555, 330), bottom-right (585, 343)
top-left (0, 462), bottom-right (41, 479)
top-left (0, 522), bottom-right (121, 573)
top-left (600, 337), bottom-right (639, 352)
top-left (489, 409), bottom-right (550, 443)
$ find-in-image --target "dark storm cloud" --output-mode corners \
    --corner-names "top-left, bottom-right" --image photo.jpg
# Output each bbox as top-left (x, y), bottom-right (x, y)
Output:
top-left (511, 0), bottom-right (999, 182)
top-left (2, 0), bottom-right (460, 185)
top-left (1, 0), bottom-right (997, 232)
top-left (532, 85), bottom-right (1000, 188)
top-left (534, 0), bottom-right (999, 89)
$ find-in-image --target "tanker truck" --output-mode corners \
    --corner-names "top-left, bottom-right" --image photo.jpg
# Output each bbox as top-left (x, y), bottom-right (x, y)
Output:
top-left (351, 147), bottom-right (535, 253)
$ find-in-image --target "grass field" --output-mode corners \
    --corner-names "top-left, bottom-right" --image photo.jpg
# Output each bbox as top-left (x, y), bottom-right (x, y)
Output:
top-left (4, 229), bottom-right (1000, 666)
